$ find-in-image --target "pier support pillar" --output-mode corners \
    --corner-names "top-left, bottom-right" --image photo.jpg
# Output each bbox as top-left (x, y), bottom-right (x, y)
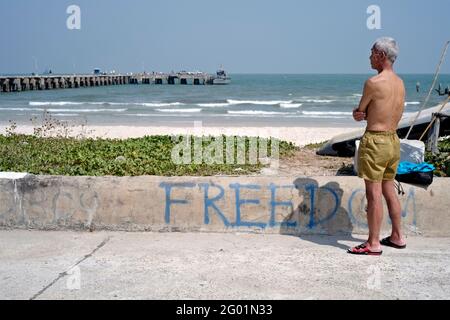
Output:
top-left (12, 78), bottom-right (21, 91)
top-left (1, 79), bottom-right (9, 92)
top-left (59, 78), bottom-right (66, 88)
top-left (38, 78), bottom-right (45, 90)
top-left (168, 76), bottom-right (176, 85)
top-left (29, 78), bottom-right (36, 90)
top-left (21, 78), bottom-right (30, 91)
top-left (67, 77), bottom-right (74, 88)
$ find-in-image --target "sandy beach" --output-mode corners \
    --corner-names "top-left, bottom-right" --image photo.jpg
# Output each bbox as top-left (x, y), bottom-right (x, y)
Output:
top-left (0, 124), bottom-right (360, 147)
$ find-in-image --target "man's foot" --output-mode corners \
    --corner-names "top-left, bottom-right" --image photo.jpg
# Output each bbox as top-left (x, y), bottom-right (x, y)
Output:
top-left (347, 242), bottom-right (382, 256)
top-left (381, 236), bottom-right (406, 249)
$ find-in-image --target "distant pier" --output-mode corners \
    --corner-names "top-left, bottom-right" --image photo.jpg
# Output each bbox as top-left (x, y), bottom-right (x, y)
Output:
top-left (130, 72), bottom-right (214, 85)
top-left (0, 72), bottom-right (216, 93)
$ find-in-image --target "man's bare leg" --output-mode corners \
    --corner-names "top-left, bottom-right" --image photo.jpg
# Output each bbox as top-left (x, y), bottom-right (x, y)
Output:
top-left (382, 180), bottom-right (406, 246)
top-left (365, 180), bottom-right (383, 252)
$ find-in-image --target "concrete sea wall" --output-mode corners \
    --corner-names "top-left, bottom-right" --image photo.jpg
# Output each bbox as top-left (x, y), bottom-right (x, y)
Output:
top-left (0, 175), bottom-right (449, 236)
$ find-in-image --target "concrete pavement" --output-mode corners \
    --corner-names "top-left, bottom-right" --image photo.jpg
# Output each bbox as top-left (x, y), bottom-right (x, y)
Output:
top-left (1, 230), bottom-right (449, 300)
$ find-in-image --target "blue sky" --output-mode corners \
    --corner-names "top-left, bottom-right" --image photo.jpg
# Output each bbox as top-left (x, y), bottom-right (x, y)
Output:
top-left (1, 0), bottom-right (449, 74)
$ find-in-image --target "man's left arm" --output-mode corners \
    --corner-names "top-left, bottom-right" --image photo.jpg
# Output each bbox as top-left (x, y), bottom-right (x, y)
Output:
top-left (353, 80), bottom-right (374, 121)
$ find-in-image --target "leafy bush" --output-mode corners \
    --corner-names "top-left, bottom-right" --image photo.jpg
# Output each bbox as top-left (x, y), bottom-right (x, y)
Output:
top-left (304, 141), bottom-right (328, 150)
top-left (0, 134), bottom-right (298, 176)
top-left (425, 137), bottom-right (450, 177)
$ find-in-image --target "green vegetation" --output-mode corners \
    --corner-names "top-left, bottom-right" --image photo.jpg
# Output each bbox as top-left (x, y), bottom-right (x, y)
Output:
top-left (0, 133), bottom-right (299, 176)
top-left (303, 141), bottom-right (328, 150)
top-left (425, 137), bottom-right (450, 177)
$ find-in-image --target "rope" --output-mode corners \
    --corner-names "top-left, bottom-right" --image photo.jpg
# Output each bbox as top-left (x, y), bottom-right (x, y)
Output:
top-left (405, 40), bottom-right (450, 139)
top-left (394, 180), bottom-right (405, 196)
top-left (418, 95), bottom-right (450, 141)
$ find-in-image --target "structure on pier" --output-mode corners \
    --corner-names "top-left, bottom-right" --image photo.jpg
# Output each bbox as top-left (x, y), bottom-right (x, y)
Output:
top-left (129, 72), bottom-right (214, 85)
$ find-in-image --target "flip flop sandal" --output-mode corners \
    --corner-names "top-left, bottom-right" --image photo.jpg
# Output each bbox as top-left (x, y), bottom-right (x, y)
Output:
top-left (381, 236), bottom-right (406, 249)
top-left (347, 243), bottom-right (383, 256)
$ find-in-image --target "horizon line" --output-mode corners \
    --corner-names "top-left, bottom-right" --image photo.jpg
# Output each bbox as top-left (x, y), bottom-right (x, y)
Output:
top-left (1, 72), bottom-right (450, 76)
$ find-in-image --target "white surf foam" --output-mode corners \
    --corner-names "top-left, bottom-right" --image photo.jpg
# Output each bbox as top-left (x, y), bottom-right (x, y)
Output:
top-left (29, 101), bottom-right (84, 106)
top-left (124, 113), bottom-right (154, 117)
top-left (142, 102), bottom-right (184, 107)
top-left (227, 99), bottom-right (293, 105)
top-left (302, 111), bottom-right (352, 116)
top-left (156, 108), bottom-right (202, 113)
top-left (227, 110), bottom-right (291, 115)
top-left (1, 107), bottom-right (45, 111)
top-left (29, 101), bottom-right (185, 107)
top-left (302, 99), bottom-right (335, 103)
top-left (46, 108), bottom-right (127, 113)
top-left (197, 102), bottom-right (231, 107)
top-left (2, 107), bottom-right (126, 113)
top-left (280, 103), bottom-right (303, 109)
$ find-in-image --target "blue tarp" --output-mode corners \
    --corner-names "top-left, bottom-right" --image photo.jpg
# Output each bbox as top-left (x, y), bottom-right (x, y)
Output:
top-left (397, 161), bottom-right (435, 175)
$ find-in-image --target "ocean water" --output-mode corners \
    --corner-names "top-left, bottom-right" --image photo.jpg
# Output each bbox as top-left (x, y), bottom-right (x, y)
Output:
top-left (1, 74), bottom-right (449, 127)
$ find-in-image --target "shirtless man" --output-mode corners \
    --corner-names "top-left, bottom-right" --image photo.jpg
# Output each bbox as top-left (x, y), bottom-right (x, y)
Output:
top-left (348, 37), bottom-right (407, 255)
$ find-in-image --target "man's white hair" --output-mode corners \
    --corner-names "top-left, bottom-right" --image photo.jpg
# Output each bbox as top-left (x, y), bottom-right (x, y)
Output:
top-left (373, 37), bottom-right (399, 63)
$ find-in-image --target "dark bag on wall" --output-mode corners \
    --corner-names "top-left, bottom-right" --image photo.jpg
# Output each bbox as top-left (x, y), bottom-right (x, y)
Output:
top-left (395, 171), bottom-right (433, 186)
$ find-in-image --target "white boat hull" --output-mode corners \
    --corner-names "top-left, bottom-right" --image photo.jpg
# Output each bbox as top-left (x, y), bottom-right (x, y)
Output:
top-left (213, 79), bottom-right (231, 84)
top-left (317, 102), bottom-right (450, 157)
top-left (213, 78), bottom-right (231, 85)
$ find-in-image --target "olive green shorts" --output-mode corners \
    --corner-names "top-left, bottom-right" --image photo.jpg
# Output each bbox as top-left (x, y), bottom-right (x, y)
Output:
top-left (357, 131), bottom-right (400, 182)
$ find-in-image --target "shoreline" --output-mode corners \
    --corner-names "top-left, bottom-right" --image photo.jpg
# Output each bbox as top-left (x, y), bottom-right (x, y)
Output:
top-left (0, 116), bottom-right (362, 128)
top-left (0, 124), bottom-right (360, 147)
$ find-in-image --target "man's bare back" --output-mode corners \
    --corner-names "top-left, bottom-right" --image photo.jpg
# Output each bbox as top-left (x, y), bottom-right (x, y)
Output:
top-left (357, 70), bottom-right (405, 131)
